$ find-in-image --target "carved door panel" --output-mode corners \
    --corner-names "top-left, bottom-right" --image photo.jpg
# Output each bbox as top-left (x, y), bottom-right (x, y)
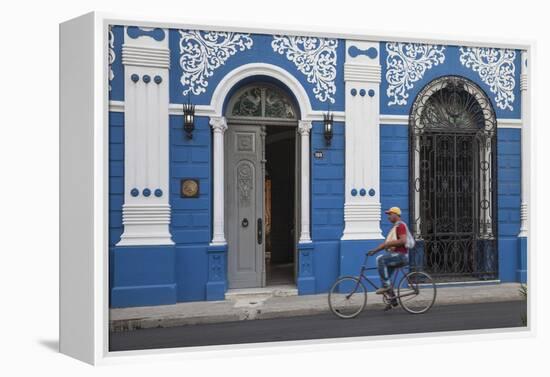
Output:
top-left (225, 125), bottom-right (265, 288)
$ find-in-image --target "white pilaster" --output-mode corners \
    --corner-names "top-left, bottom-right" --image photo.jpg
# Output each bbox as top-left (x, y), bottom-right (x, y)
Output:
top-left (210, 116), bottom-right (228, 245)
top-left (298, 120), bottom-right (312, 243)
top-left (341, 41), bottom-right (383, 240)
top-left (518, 50), bottom-right (529, 238)
top-left (117, 27), bottom-right (173, 246)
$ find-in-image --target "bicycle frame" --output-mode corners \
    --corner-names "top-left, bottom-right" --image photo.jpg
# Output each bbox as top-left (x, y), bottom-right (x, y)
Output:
top-left (347, 254), bottom-right (419, 300)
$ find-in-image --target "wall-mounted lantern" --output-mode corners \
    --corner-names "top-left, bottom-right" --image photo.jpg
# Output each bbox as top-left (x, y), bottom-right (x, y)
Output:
top-left (323, 107), bottom-right (334, 147)
top-left (183, 96), bottom-right (195, 139)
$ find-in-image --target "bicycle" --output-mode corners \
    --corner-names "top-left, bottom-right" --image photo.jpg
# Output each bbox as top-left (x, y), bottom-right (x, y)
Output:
top-left (328, 250), bottom-right (436, 318)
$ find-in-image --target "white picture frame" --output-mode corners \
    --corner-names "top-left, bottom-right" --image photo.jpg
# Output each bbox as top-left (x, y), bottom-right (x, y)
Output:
top-left (59, 11), bottom-right (533, 365)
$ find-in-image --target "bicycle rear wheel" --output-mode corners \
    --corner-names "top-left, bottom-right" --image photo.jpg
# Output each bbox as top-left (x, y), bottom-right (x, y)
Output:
top-left (397, 271), bottom-right (436, 314)
top-left (328, 276), bottom-right (367, 319)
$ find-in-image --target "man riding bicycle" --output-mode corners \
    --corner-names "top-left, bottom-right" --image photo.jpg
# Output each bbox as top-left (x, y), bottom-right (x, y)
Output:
top-left (368, 206), bottom-right (411, 309)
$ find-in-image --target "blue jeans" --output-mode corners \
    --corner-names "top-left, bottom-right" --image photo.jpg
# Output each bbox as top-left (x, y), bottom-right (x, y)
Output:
top-left (376, 252), bottom-right (409, 287)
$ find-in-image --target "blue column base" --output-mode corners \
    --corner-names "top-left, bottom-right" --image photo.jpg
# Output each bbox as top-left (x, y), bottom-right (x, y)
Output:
top-left (297, 242), bottom-right (316, 295)
top-left (111, 284), bottom-right (177, 308)
top-left (110, 245), bottom-right (177, 308)
top-left (206, 281), bottom-right (227, 301)
top-left (206, 244), bottom-right (228, 301)
top-left (517, 237), bottom-right (527, 283)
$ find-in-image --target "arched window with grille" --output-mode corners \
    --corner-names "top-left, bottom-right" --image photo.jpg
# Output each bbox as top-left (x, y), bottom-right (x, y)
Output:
top-left (409, 76), bottom-right (498, 281)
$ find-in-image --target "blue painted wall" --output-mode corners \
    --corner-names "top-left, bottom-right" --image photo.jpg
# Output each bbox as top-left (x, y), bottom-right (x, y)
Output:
top-left (170, 115), bottom-right (213, 302)
top-left (380, 124), bottom-right (409, 235)
top-left (497, 128), bottom-right (522, 282)
top-left (108, 111), bottom-right (124, 306)
top-left (108, 111), bottom-right (124, 247)
top-left (309, 120), bottom-right (345, 292)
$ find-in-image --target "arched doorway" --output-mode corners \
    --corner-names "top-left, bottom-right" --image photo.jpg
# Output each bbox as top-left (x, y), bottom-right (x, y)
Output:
top-left (224, 83), bottom-right (299, 288)
top-left (409, 76), bottom-right (498, 281)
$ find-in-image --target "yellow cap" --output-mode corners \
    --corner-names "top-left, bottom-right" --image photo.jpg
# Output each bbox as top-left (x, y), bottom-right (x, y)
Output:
top-left (384, 206), bottom-right (402, 216)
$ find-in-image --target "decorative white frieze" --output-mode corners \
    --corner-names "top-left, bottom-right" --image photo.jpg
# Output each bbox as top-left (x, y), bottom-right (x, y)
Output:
top-left (179, 30), bottom-right (253, 96)
top-left (117, 26), bottom-right (173, 246)
top-left (342, 40), bottom-right (383, 240)
top-left (385, 42), bottom-right (446, 106)
top-left (108, 26), bottom-right (115, 91)
top-left (271, 35), bottom-right (338, 103)
top-left (459, 47), bottom-right (516, 111)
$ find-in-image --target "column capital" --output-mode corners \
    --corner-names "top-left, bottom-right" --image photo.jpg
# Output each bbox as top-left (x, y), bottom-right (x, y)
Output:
top-left (210, 116), bottom-right (228, 133)
top-left (122, 26), bottom-right (169, 68)
top-left (520, 50), bottom-right (528, 92)
top-left (298, 120), bottom-right (312, 136)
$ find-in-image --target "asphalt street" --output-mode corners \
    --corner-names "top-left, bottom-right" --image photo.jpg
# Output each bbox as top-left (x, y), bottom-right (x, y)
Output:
top-left (109, 300), bottom-right (527, 351)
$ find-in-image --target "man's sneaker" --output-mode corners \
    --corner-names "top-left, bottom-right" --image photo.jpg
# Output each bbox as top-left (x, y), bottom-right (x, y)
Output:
top-left (383, 303), bottom-right (394, 311)
top-left (376, 286), bottom-right (390, 295)
top-left (384, 300), bottom-right (399, 311)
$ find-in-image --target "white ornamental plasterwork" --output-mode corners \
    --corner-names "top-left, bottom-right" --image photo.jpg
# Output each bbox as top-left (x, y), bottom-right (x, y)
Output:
top-left (108, 26), bottom-right (115, 91)
top-left (179, 30), bottom-right (253, 96)
top-left (459, 47), bottom-right (516, 111)
top-left (385, 42), bottom-right (446, 106)
top-left (271, 36), bottom-right (338, 103)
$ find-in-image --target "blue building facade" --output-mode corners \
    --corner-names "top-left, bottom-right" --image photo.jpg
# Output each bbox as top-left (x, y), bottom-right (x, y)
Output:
top-left (108, 25), bottom-right (528, 308)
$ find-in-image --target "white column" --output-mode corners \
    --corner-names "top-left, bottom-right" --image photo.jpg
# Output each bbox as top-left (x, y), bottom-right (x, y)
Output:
top-left (210, 116), bottom-right (228, 245)
top-left (298, 120), bottom-right (312, 243)
top-left (117, 27), bottom-right (173, 246)
top-left (518, 50), bottom-right (529, 238)
top-left (341, 41), bottom-right (383, 240)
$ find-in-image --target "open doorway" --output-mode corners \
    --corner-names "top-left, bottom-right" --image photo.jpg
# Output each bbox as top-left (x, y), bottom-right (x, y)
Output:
top-left (225, 82), bottom-right (299, 289)
top-left (265, 126), bottom-right (296, 286)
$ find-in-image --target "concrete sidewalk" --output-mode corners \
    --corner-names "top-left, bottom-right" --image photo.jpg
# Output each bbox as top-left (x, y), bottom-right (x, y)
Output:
top-left (110, 282), bottom-right (524, 332)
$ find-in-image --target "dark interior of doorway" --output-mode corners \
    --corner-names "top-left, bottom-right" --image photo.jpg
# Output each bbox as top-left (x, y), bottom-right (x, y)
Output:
top-left (265, 126), bottom-right (295, 286)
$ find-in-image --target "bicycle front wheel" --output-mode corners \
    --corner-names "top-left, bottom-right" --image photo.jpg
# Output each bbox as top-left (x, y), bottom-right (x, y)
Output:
top-left (397, 271), bottom-right (436, 314)
top-left (328, 276), bottom-right (367, 319)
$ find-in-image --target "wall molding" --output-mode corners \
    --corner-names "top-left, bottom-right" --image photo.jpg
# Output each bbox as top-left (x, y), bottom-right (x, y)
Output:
top-left (110, 101), bottom-right (521, 129)
top-left (379, 113), bottom-right (522, 128)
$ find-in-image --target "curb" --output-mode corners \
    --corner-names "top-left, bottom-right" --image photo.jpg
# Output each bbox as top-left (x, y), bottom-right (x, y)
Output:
top-left (110, 286), bottom-right (525, 332)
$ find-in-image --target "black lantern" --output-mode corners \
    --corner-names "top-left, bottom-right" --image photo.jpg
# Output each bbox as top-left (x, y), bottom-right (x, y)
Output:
top-left (323, 107), bottom-right (334, 146)
top-left (183, 96), bottom-right (195, 139)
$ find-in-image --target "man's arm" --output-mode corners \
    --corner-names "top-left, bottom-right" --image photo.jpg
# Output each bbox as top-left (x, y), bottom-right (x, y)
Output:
top-left (371, 225), bottom-right (407, 254)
